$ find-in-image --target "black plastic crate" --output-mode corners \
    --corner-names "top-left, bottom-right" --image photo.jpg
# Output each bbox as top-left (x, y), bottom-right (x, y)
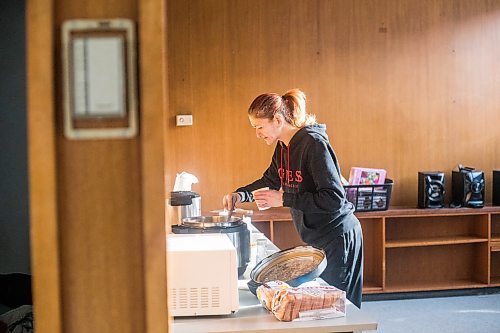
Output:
top-left (343, 179), bottom-right (394, 212)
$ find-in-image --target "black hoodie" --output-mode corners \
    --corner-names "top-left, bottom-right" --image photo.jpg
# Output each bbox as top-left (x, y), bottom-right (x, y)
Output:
top-left (236, 124), bottom-right (357, 247)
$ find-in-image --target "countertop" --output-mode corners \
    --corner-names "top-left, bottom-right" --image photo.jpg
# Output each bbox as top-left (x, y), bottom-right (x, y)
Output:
top-left (171, 221), bottom-right (377, 333)
top-left (172, 289), bottom-right (377, 333)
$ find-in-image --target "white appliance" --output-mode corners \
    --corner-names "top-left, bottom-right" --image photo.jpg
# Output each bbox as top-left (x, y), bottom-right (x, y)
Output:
top-left (167, 233), bottom-right (239, 316)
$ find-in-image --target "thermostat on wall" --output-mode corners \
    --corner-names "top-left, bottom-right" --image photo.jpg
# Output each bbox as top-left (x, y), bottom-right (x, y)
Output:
top-left (176, 115), bottom-right (193, 126)
top-left (61, 18), bottom-right (138, 139)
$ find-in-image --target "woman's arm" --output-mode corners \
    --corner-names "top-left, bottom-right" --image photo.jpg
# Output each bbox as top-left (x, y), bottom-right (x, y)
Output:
top-left (236, 157), bottom-right (281, 202)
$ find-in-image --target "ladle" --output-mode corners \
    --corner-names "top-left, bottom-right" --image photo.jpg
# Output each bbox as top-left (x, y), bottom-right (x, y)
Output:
top-left (226, 194), bottom-right (237, 221)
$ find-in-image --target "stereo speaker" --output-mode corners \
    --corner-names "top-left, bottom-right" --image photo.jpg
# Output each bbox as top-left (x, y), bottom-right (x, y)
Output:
top-left (493, 170), bottom-right (500, 206)
top-left (451, 167), bottom-right (484, 208)
top-left (418, 171), bottom-right (445, 208)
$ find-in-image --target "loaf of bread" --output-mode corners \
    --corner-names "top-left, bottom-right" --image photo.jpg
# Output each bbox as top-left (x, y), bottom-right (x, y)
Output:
top-left (256, 281), bottom-right (290, 311)
top-left (256, 282), bottom-right (346, 322)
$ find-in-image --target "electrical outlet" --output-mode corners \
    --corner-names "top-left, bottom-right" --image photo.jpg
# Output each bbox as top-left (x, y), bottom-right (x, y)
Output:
top-left (176, 115), bottom-right (193, 126)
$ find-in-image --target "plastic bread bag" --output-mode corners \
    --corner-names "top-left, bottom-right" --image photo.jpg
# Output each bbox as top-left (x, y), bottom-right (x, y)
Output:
top-left (292, 286), bottom-right (346, 322)
top-left (262, 284), bottom-right (346, 322)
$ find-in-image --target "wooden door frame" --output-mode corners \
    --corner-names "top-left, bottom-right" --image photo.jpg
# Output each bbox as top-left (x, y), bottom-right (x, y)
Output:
top-left (27, 0), bottom-right (62, 331)
top-left (138, 0), bottom-right (170, 331)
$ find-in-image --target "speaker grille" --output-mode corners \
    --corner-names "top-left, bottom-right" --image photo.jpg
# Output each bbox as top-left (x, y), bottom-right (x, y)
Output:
top-left (418, 172), bottom-right (445, 208)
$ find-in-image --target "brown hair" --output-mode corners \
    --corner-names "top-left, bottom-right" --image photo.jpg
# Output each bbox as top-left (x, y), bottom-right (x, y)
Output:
top-left (248, 88), bottom-right (317, 127)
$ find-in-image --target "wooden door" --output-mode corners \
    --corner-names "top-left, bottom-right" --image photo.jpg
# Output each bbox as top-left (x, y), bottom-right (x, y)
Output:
top-left (26, 0), bottom-right (170, 332)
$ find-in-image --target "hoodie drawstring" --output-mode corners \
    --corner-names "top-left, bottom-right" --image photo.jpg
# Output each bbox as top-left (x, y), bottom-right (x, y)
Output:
top-left (287, 143), bottom-right (290, 183)
top-left (280, 145), bottom-right (284, 189)
top-left (279, 143), bottom-right (291, 190)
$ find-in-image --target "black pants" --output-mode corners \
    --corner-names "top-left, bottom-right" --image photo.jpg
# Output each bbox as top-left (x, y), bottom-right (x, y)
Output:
top-left (319, 219), bottom-right (363, 308)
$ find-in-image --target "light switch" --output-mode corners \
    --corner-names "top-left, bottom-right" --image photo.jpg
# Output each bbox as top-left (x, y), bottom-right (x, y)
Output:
top-left (176, 114), bottom-right (193, 126)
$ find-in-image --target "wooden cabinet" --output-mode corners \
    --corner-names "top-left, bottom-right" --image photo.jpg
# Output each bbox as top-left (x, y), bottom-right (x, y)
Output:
top-left (251, 206), bottom-right (500, 294)
top-left (491, 212), bottom-right (500, 286)
top-left (250, 210), bottom-right (305, 250)
top-left (384, 213), bottom-right (489, 292)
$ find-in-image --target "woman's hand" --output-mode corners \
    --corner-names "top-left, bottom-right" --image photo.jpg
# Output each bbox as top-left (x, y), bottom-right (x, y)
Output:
top-left (222, 193), bottom-right (241, 210)
top-left (252, 189), bottom-right (284, 209)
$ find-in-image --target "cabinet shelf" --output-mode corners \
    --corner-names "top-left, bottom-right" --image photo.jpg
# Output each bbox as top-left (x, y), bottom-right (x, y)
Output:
top-left (385, 236), bottom-right (488, 248)
top-left (363, 282), bottom-right (383, 293)
top-left (490, 277), bottom-right (500, 286)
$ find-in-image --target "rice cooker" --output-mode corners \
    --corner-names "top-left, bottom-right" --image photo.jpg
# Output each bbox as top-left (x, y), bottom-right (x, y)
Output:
top-left (171, 215), bottom-right (251, 278)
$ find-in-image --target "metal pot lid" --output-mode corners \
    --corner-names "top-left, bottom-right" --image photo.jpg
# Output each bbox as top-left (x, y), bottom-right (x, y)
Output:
top-left (181, 215), bottom-right (242, 228)
top-left (250, 246), bottom-right (327, 286)
top-left (169, 191), bottom-right (200, 206)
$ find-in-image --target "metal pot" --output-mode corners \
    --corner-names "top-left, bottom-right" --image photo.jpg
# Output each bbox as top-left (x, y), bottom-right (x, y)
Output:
top-left (168, 191), bottom-right (202, 224)
top-left (171, 215), bottom-right (251, 278)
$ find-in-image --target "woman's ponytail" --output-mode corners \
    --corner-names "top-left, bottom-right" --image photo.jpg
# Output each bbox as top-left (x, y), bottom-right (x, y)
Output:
top-left (282, 89), bottom-right (316, 127)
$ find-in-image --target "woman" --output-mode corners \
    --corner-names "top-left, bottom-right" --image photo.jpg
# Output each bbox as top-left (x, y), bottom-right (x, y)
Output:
top-left (222, 88), bottom-right (363, 308)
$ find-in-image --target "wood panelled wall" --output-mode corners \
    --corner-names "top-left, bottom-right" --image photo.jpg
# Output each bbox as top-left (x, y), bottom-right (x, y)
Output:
top-left (166, 0), bottom-right (500, 215)
top-left (28, 0), bottom-right (168, 332)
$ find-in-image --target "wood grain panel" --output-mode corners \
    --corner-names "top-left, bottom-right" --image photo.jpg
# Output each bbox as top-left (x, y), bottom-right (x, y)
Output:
top-left (492, 214), bottom-right (500, 238)
top-left (272, 220), bottom-right (306, 250)
top-left (359, 218), bottom-right (384, 290)
top-left (492, 252), bottom-right (500, 282)
top-left (167, 0), bottom-right (500, 212)
top-left (385, 244), bottom-right (486, 289)
top-left (385, 214), bottom-right (488, 241)
top-left (252, 221), bottom-right (272, 241)
top-left (139, 0), bottom-right (169, 331)
top-left (475, 243), bottom-right (489, 284)
top-left (26, 0), bottom-right (62, 332)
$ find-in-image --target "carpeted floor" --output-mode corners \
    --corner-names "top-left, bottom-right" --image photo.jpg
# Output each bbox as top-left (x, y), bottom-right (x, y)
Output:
top-left (362, 293), bottom-right (500, 333)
